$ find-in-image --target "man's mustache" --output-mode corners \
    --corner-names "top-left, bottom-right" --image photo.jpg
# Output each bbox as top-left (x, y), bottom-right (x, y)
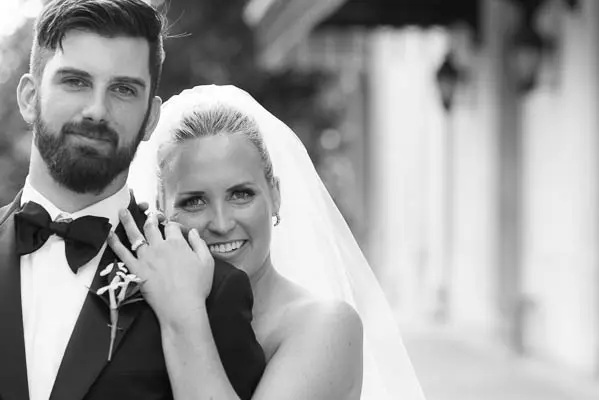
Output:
top-left (62, 120), bottom-right (119, 145)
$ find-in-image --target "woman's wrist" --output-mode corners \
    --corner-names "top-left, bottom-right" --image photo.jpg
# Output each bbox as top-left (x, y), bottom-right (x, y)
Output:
top-left (158, 302), bottom-right (209, 334)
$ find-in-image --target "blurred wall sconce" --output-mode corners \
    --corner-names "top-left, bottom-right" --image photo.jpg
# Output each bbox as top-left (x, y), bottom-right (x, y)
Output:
top-left (509, 21), bottom-right (549, 94)
top-left (507, 0), bottom-right (578, 94)
top-left (563, 0), bottom-right (579, 11)
top-left (436, 51), bottom-right (466, 112)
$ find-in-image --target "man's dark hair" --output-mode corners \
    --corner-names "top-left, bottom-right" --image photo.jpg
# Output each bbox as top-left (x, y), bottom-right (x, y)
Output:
top-left (30, 0), bottom-right (167, 97)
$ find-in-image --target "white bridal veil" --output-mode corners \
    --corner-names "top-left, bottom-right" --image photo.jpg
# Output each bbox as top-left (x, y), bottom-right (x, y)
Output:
top-left (128, 85), bottom-right (426, 400)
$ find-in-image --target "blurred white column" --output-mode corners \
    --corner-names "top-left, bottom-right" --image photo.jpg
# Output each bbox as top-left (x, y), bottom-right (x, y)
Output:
top-left (448, 0), bottom-right (512, 338)
top-left (365, 28), bottom-right (446, 324)
top-left (520, 0), bottom-right (599, 375)
top-left (492, 1), bottom-right (526, 353)
top-left (428, 98), bottom-right (455, 322)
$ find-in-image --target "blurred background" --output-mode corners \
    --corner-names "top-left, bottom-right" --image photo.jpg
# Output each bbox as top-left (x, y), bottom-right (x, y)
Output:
top-left (3, 0), bottom-right (599, 398)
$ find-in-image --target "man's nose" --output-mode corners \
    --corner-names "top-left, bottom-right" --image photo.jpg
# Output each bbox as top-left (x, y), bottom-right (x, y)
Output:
top-left (81, 90), bottom-right (108, 123)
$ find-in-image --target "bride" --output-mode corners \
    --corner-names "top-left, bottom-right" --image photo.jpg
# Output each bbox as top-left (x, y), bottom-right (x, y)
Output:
top-left (118, 84), bottom-right (426, 399)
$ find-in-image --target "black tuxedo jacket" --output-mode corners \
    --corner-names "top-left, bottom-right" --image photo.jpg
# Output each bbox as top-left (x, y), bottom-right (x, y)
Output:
top-left (0, 192), bottom-right (265, 400)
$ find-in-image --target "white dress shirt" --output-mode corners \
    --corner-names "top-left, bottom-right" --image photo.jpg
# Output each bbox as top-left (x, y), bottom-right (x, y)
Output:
top-left (20, 178), bottom-right (130, 400)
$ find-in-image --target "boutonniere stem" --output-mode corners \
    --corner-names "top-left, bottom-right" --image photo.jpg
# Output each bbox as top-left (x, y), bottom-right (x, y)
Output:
top-left (96, 260), bottom-right (144, 361)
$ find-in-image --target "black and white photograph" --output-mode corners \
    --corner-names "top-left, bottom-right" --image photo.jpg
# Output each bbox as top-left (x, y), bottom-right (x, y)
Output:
top-left (0, 0), bottom-right (599, 399)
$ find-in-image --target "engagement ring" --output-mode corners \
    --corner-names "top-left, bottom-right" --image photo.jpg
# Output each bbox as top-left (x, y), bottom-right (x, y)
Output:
top-left (131, 238), bottom-right (149, 253)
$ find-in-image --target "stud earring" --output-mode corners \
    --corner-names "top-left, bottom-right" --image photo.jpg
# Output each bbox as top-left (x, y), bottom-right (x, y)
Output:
top-left (272, 213), bottom-right (281, 226)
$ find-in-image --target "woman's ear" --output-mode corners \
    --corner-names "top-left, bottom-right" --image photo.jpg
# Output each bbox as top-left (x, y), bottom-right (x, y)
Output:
top-left (271, 177), bottom-right (281, 214)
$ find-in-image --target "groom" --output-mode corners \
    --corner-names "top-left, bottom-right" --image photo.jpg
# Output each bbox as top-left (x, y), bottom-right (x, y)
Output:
top-left (0, 0), bottom-right (265, 399)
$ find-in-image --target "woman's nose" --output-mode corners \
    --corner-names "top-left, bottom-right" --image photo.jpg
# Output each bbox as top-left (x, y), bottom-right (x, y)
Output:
top-left (207, 206), bottom-right (235, 235)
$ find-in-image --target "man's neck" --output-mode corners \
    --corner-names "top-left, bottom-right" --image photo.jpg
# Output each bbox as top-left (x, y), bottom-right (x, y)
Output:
top-left (28, 152), bottom-right (128, 213)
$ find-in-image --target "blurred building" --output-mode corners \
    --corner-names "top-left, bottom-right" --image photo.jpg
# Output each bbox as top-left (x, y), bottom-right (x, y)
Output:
top-left (245, 0), bottom-right (599, 381)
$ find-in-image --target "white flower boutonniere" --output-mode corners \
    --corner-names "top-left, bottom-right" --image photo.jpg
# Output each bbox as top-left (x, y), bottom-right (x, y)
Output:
top-left (95, 259), bottom-right (144, 361)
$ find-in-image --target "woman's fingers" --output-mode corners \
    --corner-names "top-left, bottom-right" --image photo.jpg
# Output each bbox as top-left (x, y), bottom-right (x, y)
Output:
top-left (165, 224), bottom-right (213, 267)
top-left (143, 212), bottom-right (164, 244)
top-left (168, 224), bottom-right (209, 259)
top-left (107, 232), bottom-right (140, 275)
top-left (164, 221), bottom-right (185, 241)
top-left (138, 202), bottom-right (166, 225)
top-left (155, 212), bottom-right (167, 225)
top-left (138, 202), bottom-right (150, 213)
top-left (118, 209), bottom-right (151, 252)
top-left (188, 229), bottom-right (212, 261)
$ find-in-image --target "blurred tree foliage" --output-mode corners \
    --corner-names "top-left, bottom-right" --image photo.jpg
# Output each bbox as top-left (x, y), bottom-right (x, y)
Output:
top-left (158, 0), bottom-right (337, 163)
top-left (0, 22), bottom-right (34, 205)
top-left (0, 0), bottom-right (337, 205)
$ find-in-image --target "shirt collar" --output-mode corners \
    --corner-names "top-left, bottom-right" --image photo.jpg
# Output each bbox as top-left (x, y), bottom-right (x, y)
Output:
top-left (21, 177), bottom-right (131, 231)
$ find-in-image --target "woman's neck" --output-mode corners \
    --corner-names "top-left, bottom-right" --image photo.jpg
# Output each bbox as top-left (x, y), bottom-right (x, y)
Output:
top-left (250, 258), bottom-right (283, 317)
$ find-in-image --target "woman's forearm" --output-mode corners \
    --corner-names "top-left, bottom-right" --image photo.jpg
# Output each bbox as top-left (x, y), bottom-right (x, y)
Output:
top-left (160, 306), bottom-right (241, 400)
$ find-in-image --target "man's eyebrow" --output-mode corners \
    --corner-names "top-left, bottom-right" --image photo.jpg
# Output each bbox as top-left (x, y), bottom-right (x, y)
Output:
top-left (53, 68), bottom-right (147, 89)
top-left (113, 76), bottom-right (147, 89)
top-left (54, 67), bottom-right (92, 79)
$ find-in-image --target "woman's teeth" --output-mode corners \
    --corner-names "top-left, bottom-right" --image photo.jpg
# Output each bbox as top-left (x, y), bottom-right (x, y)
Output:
top-left (209, 240), bottom-right (245, 254)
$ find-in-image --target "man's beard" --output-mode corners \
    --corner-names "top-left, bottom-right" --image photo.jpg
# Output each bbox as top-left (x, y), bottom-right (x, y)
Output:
top-left (33, 106), bottom-right (149, 194)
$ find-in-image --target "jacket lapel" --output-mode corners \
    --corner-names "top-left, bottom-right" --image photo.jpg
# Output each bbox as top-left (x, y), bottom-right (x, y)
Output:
top-left (50, 196), bottom-right (148, 400)
top-left (0, 192), bottom-right (30, 400)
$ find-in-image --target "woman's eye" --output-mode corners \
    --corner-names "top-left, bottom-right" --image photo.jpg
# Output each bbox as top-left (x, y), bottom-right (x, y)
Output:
top-left (179, 197), bottom-right (206, 210)
top-left (230, 190), bottom-right (254, 203)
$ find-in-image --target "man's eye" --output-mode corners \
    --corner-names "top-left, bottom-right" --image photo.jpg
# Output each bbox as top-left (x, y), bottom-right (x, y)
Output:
top-left (63, 78), bottom-right (88, 88)
top-left (113, 85), bottom-right (136, 97)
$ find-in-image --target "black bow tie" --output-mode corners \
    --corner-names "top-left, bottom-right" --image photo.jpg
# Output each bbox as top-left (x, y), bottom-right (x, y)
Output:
top-left (14, 201), bottom-right (113, 273)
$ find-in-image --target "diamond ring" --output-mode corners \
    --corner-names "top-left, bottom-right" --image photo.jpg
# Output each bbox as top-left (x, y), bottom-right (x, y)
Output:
top-left (130, 238), bottom-right (149, 253)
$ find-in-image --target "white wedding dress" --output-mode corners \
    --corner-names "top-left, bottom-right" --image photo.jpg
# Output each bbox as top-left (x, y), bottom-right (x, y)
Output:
top-left (128, 85), bottom-right (426, 400)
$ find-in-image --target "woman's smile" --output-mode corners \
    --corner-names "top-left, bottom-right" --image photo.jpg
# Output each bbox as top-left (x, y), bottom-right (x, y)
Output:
top-left (207, 240), bottom-right (248, 258)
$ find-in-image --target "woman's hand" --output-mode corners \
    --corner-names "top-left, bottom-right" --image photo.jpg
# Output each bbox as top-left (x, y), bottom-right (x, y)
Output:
top-left (107, 209), bottom-right (215, 328)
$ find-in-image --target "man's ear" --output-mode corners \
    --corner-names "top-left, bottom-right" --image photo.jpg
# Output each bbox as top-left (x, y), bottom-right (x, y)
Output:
top-left (17, 74), bottom-right (38, 124)
top-left (142, 95), bottom-right (162, 141)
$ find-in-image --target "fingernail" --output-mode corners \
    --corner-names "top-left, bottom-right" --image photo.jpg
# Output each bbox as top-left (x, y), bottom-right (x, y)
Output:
top-left (119, 209), bottom-right (128, 218)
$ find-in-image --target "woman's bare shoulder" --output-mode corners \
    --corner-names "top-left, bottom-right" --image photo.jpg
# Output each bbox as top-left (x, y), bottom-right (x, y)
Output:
top-left (275, 288), bottom-right (363, 354)
top-left (253, 291), bottom-right (364, 399)
top-left (291, 296), bottom-right (361, 333)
